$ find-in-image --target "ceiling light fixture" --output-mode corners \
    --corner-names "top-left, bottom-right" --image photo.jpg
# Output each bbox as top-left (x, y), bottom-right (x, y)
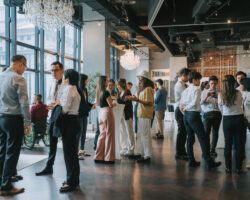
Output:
top-left (120, 49), bottom-right (140, 70)
top-left (227, 19), bottom-right (232, 24)
top-left (23, 0), bottom-right (74, 30)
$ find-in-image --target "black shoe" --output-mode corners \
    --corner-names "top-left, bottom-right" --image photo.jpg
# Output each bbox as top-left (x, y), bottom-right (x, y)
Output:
top-left (137, 157), bottom-right (151, 163)
top-left (35, 167), bottom-right (53, 176)
top-left (225, 168), bottom-right (232, 174)
top-left (104, 161), bottom-right (115, 164)
top-left (210, 151), bottom-right (217, 158)
top-left (189, 161), bottom-right (201, 168)
top-left (236, 169), bottom-right (243, 174)
top-left (59, 184), bottom-right (77, 193)
top-left (206, 160), bottom-right (221, 170)
top-left (175, 154), bottom-right (189, 161)
top-left (94, 159), bottom-right (105, 164)
top-left (11, 175), bottom-right (23, 182)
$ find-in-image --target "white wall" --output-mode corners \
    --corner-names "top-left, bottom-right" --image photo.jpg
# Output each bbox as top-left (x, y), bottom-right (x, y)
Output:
top-left (82, 3), bottom-right (108, 76)
top-left (150, 50), bottom-right (171, 70)
top-left (169, 56), bottom-right (187, 81)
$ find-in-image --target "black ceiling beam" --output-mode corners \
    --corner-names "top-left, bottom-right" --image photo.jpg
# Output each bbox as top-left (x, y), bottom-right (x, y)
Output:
top-left (215, 40), bottom-right (250, 46)
top-left (86, 0), bottom-right (164, 50)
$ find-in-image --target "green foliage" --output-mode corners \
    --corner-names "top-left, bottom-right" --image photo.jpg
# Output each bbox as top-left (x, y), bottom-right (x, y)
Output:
top-left (87, 72), bottom-right (100, 103)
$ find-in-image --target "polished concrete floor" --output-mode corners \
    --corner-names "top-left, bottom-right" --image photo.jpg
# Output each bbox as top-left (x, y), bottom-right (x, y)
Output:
top-left (4, 122), bottom-right (250, 200)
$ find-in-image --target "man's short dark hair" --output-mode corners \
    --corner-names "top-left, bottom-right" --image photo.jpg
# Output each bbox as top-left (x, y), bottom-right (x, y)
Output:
top-left (156, 79), bottom-right (163, 86)
top-left (235, 71), bottom-right (247, 78)
top-left (51, 61), bottom-right (64, 69)
top-left (127, 82), bottom-right (133, 86)
top-left (179, 68), bottom-right (191, 77)
top-left (11, 55), bottom-right (26, 63)
top-left (108, 79), bottom-right (115, 84)
top-left (36, 94), bottom-right (42, 101)
top-left (209, 75), bottom-right (219, 82)
top-left (189, 71), bottom-right (202, 83)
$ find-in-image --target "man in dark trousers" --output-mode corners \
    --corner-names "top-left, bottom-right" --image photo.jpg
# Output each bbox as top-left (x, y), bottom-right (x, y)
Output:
top-left (174, 68), bottom-right (191, 161)
top-left (0, 55), bottom-right (30, 196)
top-left (35, 61), bottom-right (64, 176)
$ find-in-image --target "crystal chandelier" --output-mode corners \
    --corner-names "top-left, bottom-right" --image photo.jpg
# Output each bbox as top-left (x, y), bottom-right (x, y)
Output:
top-left (23, 0), bottom-right (75, 30)
top-left (120, 50), bottom-right (140, 70)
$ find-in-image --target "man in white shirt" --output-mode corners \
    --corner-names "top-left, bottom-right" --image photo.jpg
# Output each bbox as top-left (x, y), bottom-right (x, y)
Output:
top-left (235, 71), bottom-right (247, 91)
top-left (235, 71), bottom-right (247, 160)
top-left (35, 61), bottom-right (64, 176)
top-left (201, 76), bottom-right (222, 158)
top-left (180, 71), bottom-right (221, 170)
top-left (174, 68), bottom-right (190, 161)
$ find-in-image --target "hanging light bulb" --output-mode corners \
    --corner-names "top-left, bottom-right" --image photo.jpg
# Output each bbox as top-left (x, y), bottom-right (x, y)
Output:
top-left (120, 50), bottom-right (140, 70)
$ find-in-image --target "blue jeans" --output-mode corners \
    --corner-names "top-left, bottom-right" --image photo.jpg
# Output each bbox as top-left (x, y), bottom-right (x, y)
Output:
top-left (184, 111), bottom-right (210, 162)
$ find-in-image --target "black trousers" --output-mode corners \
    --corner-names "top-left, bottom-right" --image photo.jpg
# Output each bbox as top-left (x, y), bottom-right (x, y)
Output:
top-left (175, 107), bottom-right (187, 155)
top-left (203, 111), bottom-right (222, 152)
top-left (0, 115), bottom-right (23, 191)
top-left (94, 117), bottom-right (100, 150)
top-left (61, 115), bottom-right (80, 186)
top-left (46, 121), bottom-right (58, 168)
top-left (184, 111), bottom-right (210, 162)
top-left (78, 115), bottom-right (88, 150)
top-left (223, 115), bottom-right (245, 170)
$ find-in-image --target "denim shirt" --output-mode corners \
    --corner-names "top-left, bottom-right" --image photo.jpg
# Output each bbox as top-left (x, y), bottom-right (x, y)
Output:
top-left (0, 68), bottom-right (30, 121)
top-left (154, 87), bottom-right (168, 111)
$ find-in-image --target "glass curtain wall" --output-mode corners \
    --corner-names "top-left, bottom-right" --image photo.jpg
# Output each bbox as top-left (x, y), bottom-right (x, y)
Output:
top-left (0, 1), bottom-right (83, 103)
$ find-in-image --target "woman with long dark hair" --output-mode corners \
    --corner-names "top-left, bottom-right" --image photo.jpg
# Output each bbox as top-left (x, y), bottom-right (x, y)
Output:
top-left (78, 74), bottom-right (94, 160)
top-left (56, 69), bottom-right (81, 192)
top-left (117, 79), bottom-right (135, 156)
top-left (218, 75), bottom-right (245, 174)
top-left (94, 76), bottom-right (116, 163)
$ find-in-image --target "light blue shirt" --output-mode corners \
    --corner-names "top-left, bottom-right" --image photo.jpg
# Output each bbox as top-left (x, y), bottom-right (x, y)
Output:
top-left (154, 87), bottom-right (168, 111)
top-left (0, 68), bottom-right (30, 121)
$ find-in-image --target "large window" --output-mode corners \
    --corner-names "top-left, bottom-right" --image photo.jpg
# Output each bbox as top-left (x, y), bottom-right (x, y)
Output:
top-left (24, 71), bottom-right (36, 103)
top-left (44, 32), bottom-right (57, 52)
top-left (17, 45), bottom-right (35, 69)
top-left (0, 0), bottom-right (5, 37)
top-left (16, 11), bottom-right (35, 45)
top-left (0, 38), bottom-right (5, 65)
top-left (44, 53), bottom-right (57, 71)
top-left (44, 73), bottom-right (53, 103)
top-left (65, 25), bottom-right (74, 57)
top-left (64, 58), bottom-right (74, 70)
top-left (0, 1), bottom-right (84, 104)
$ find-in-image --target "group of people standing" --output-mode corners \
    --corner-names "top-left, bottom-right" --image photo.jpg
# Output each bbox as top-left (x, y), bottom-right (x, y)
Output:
top-left (1, 54), bottom-right (250, 196)
top-left (175, 68), bottom-right (250, 173)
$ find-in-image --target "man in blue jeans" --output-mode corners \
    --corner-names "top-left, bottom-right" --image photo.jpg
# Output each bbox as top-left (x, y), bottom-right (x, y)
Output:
top-left (180, 71), bottom-right (221, 169)
top-left (154, 79), bottom-right (168, 139)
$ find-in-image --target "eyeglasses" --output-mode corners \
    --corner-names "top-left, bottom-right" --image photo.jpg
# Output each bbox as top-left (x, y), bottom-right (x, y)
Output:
top-left (51, 69), bottom-right (60, 72)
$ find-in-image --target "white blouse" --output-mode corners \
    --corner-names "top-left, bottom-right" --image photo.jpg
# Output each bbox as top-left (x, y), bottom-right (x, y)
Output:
top-left (58, 84), bottom-right (81, 115)
top-left (218, 91), bottom-right (244, 116)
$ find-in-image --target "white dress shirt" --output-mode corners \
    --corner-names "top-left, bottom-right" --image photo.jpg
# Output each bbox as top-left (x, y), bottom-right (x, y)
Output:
top-left (200, 89), bottom-right (220, 113)
top-left (180, 84), bottom-right (201, 112)
top-left (47, 79), bottom-right (63, 104)
top-left (218, 91), bottom-right (244, 116)
top-left (242, 91), bottom-right (250, 122)
top-left (58, 84), bottom-right (81, 115)
top-left (174, 79), bottom-right (187, 109)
